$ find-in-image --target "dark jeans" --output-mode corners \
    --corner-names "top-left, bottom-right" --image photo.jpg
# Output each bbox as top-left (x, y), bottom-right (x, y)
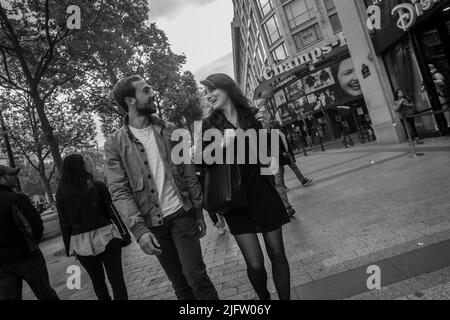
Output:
top-left (77, 238), bottom-right (128, 300)
top-left (151, 209), bottom-right (218, 300)
top-left (0, 249), bottom-right (59, 300)
top-left (401, 117), bottom-right (420, 139)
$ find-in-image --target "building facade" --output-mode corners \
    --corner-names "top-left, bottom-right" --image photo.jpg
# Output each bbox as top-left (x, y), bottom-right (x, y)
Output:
top-left (231, 0), bottom-right (378, 147)
top-left (330, 0), bottom-right (450, 144)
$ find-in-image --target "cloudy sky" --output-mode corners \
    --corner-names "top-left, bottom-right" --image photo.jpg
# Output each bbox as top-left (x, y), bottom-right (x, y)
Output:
top-left (96, 0), bottom-right (234, 146)
top-left (149, 0), bottom-right (235, 80)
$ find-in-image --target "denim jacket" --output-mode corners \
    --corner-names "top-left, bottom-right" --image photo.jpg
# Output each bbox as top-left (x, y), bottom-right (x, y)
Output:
top-left (104, 116), bottom-right (203, 241)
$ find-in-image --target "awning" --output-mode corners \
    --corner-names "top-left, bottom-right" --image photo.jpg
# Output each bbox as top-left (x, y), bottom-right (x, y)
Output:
top-left (253, 45), bottom-right (350, 100)
top-left (253, 64), bottom-right (308, 100)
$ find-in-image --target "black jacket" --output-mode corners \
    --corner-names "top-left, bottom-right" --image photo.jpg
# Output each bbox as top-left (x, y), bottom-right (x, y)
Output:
top-left (56, 180), bottom-right (117, 257)
top-left (0, 185), bottom-right (43, 266)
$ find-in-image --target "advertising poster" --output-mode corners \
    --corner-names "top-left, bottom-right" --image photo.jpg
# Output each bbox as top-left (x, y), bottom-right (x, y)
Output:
top-left (285, 79), bottom-right (305, 101)
top-left (279, 58), bottom-right (363, 117)
top-left (274, 90), bottom-right (287, 107)
top-left (303, 67), bottom-right (336, 95)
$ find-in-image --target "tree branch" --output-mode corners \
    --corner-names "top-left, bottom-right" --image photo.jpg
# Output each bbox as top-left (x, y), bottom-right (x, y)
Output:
top-left (0, 5), bottom-right (34, 86)
top-left (47, 161), bottom-right (57, 182)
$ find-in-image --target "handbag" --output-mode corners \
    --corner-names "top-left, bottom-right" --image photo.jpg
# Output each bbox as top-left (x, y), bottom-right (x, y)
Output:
top-left (109, 203), bottom-right (132, 247)
top-left (203, 163), bottom-right (247, 215)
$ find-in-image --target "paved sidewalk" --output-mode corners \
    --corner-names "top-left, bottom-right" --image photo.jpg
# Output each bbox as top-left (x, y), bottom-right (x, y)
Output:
top-left (23, 137), bottom-right (450, 300)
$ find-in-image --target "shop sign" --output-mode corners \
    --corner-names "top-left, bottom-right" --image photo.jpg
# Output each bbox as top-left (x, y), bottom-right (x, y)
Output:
top-left (261, 32), bottom-right (347, 81)
top-left (367, 0), bottom-right (443, 32)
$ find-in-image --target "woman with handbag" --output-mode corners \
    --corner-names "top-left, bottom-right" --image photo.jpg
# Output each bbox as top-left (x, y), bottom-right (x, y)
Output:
top-left (394, 89), bottom-right (424, 145)
top-left (198, 74), bottom-right (291, 300)
top-left (56, 154), bottom-right (129, 300)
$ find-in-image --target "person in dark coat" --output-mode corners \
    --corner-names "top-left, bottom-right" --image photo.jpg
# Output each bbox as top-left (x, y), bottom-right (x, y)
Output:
top-left (0, 165), bottom-right (58, 300)
top-left (56, 154), bottom-right (128, 300)
top-left (199, 73), bottom-right (291, 300)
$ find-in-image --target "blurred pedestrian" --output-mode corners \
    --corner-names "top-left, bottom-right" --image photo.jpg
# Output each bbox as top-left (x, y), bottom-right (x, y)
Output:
top-left (394, 89), bottom-right (424, 145)
top-left (0, 165), bottom-right (59, 300)
top-left (280, 128), bottom-right (314, 188)
top-left (199, 73), bottom-right (291, 300)
top-left (271, 126), bottom-right (297, 218)
top-left (56, 154), bottom-right (129, 300)
top-left (341, 122), bottom-right (354, 148)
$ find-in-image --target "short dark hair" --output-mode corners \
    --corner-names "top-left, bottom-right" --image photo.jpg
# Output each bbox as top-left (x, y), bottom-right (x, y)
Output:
top-left (112, 75), bottom-right (143, 112)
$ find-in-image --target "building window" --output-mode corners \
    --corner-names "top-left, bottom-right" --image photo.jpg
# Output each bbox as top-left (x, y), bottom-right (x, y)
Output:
top-left (283, 0), bottom-right (316, 29)
top-left (256, 0), bottom-right (273, 17)
top-left (293, 24), bottom-right (322, 50)
top-left (271, 43), bottom-right (288, 63)
top-left (263, 16), bottom-right (282, 44)
top-left (329, 13), bottom-right (342, 34)
top-left (323, 0), bottom-right (335, 12)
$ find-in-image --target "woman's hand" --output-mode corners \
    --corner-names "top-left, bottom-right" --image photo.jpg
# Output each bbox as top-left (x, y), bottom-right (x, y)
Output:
top-left (256, 108), bottom-right (271, 129)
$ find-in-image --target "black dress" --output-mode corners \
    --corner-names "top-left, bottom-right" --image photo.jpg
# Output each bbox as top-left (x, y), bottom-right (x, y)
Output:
top-left (202, 110), bottom-right (290, 235)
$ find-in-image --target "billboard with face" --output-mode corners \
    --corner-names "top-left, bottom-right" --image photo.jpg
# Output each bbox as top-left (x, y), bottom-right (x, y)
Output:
top-left (275, 57), bottom-right (363, 121)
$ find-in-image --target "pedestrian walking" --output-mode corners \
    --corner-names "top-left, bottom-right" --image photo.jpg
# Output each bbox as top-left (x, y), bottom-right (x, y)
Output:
top-left (315, 121), bottom-right (325, 151)
top-left (271, 127), bottom-right (297, 218)
top-left (393, 89), bottom-right (424, 145)
top-left (0, 165), bottom-right (59, 300)
top-left (279, 128), bottom-right (314, 188)
top-left (56, 154), bottom-right (129, 300)
top-left (106, 75), bottom-right (218, 300)
top-left (199, 73), bottom-right (291, 300)
top-left (341, 122), bottom-right (354, 148)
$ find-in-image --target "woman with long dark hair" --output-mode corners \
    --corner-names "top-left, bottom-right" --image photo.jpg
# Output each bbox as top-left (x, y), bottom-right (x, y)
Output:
top-left (198, 74), bottom-right (291, 300)
top-left (393, 89), bottom-right (424, 144)
top-left (56, 154), bottom-right (128, 300)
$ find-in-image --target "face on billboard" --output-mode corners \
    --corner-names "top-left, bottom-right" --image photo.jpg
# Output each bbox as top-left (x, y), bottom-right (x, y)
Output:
top-left (336, 58), bottom-right (362, 97)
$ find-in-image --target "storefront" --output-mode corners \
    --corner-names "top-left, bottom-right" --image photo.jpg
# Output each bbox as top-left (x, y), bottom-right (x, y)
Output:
top-left (269, 52), bottom-right (372, 146)
top-left (365, 0), bottom-right (450, 136)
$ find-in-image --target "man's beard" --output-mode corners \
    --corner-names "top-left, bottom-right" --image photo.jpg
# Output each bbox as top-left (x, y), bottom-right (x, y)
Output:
top-left (136, 100), bottom-right (157, 116)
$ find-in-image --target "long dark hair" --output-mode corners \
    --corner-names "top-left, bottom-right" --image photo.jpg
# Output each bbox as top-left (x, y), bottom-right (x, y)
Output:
top-left (200, 73), bottom-right (256, 129)
top-left (394, 89), bottom-right (411, 103)
top-left (56, 154), bottom-right (95, 227)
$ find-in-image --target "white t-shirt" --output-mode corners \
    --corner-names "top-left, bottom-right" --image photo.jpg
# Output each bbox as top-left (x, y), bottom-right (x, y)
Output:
top-left (129, 125), bottom-right (182, 218)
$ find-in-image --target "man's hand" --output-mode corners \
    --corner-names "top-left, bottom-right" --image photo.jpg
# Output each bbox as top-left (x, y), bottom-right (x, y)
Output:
top-left (138, 232), bottom-right (162, 256)
top-left (197, 218), bottom-right (207, 238)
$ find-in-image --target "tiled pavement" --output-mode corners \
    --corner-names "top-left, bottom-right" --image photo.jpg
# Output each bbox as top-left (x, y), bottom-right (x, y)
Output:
top-left (23, 137), bottom-right (450, 300)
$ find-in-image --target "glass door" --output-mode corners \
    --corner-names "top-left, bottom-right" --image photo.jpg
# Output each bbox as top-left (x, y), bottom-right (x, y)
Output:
top-left (416, 19), bottom-right (450, 132)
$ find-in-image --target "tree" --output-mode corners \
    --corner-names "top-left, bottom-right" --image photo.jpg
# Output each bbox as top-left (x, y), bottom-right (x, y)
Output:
top-left (2, 88), bottom-right (96, 203)
top-left (0, 0), bottom-right (150, 172)
top-left (166, 71), bottom-right (204, 131)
